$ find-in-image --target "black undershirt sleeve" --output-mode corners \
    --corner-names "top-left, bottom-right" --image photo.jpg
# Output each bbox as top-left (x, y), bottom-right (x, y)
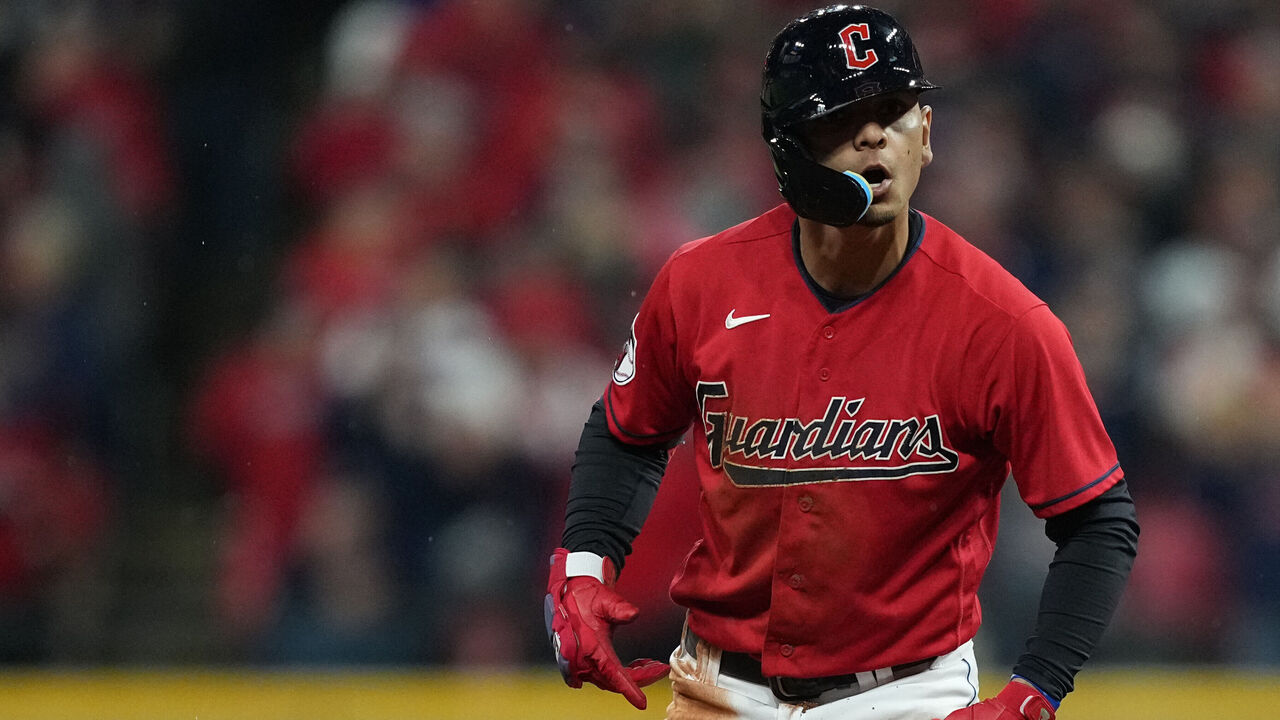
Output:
top-left (1011, 478), bottom-right (1140, 702)
top-left (559, 399), bottom-right (672, 571)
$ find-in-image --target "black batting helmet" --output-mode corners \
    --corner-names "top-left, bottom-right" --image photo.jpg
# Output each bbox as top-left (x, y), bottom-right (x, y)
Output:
top-left (762, 5), bottom-right (938, 226)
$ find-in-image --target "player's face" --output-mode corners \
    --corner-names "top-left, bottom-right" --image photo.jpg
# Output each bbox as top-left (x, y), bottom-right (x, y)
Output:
top-left (801, 91), bottom-right (933, 227)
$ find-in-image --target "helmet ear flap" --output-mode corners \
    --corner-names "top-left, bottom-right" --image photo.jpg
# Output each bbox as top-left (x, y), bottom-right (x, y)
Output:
top-left (767, 131), bottom-right (872, 227)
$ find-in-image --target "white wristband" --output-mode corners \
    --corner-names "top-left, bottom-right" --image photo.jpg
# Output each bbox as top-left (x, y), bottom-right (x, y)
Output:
top-left (564, 551), bottom-right (607, 582)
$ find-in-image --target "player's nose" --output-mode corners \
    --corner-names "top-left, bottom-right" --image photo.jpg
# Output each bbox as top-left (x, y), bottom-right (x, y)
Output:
top-left (854, 120), bottom-right (888, 150)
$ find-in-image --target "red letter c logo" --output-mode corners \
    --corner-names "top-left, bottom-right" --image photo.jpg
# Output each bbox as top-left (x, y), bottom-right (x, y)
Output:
top-left (839, 23), bottom-right (878, 70)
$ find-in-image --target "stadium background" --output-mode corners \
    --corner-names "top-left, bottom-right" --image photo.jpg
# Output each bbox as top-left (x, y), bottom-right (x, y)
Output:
top-left (0, 0), bottom-right (1277, 717)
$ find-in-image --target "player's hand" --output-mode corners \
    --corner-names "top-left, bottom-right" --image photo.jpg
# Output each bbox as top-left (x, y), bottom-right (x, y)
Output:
top-left (935, 680), bottom-right (1056, 720)
top-left (544, 548), bottom-right (670, 709)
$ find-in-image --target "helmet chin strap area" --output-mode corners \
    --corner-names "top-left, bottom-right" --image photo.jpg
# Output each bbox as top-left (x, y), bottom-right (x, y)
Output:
top-left (768, 134), bottom-right (872, 227)
top-left (839, 170), bottom-right (874, 218)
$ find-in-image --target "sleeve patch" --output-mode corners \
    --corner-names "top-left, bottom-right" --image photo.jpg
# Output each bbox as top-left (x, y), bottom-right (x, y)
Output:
top-left (612, 314), bottom-right (638, 386)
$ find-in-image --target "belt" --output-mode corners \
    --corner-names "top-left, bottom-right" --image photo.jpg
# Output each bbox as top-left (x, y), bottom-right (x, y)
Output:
top-left (682, 626), bottom-right (936, 703)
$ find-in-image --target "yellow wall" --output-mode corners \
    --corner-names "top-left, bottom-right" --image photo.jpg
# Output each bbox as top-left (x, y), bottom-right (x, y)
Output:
top-left (0, 669), bottom-right (1275, 720)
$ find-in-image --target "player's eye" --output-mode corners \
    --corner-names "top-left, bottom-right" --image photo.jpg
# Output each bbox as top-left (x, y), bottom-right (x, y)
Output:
top-left (877, 92), bottom-right (919, 123)
top-left (880, 100), bottom-right (908, 121)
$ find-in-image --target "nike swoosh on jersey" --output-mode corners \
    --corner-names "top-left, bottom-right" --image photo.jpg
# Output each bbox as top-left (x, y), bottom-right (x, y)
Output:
top-left (724, 310), bottom-right (771, 329)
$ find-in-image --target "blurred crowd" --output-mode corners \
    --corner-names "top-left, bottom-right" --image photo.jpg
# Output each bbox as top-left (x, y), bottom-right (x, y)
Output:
top-left (0, 0), bottom-right (1277, 670)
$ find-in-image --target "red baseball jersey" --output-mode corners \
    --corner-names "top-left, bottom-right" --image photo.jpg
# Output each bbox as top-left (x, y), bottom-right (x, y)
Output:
top-left (603, 204), bottom-right (1123, 678)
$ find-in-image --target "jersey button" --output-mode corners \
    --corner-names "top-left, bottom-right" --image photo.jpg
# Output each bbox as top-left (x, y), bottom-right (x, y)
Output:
top-left (798, 495), bottom-right (814, 512)
top-left (788, 573), bottom-right (804, 589)
top-left (780, 644), bottom-right (795, 657)
top-left (819, 368), bottom-right (830, 381)
top-left (823, 326), bottom-right (835, 339)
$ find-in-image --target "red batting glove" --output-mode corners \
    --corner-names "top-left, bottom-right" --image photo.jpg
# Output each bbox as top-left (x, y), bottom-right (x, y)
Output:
top-left (544, 548), bottom-right (670, 709)
top-left (936, 681), bottom-right (1057, 720)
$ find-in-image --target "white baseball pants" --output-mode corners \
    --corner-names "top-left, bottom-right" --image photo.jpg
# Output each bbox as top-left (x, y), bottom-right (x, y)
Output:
top-left (665, 634), bottom-right (978, 720)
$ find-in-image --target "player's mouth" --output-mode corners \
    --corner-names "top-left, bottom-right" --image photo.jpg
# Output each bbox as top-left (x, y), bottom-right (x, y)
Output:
top-left (860, 165), bottom-right (892, 199)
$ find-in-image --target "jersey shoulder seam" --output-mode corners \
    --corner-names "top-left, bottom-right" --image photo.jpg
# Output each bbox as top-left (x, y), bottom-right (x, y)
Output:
top-left (911, 215), bottom-right (1046, 320)
top-left (670, 208), bottom-right (793, 264)
top-left (915, 242), bottom-right (1047, 321)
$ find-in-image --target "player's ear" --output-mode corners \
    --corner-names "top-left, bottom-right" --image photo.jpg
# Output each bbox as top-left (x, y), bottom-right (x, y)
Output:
top-left (919, 104), bottom-right (933, 168)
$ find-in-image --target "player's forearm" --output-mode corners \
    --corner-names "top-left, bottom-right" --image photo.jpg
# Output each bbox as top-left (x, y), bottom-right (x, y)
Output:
top-left (560, 399), bottom-right (670, 571)
top-left (1012, 480), bottom-right (1139, 701)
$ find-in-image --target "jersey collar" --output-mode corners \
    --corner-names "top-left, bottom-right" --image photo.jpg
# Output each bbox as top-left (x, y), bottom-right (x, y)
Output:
top-left (790, 208), bottom-right (926, 314)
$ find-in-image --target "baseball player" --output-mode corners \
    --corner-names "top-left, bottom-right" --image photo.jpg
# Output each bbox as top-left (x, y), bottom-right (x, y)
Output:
top-left (544, 5), bottom-right (1139, 719)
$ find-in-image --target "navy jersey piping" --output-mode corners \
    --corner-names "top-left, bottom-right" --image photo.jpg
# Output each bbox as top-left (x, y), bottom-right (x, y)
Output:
top-left (1030, 462), bottom-right (1122, 512)
top-left (790, 208), bottom-right (926, 313)
top-left (604, 386), bottom-right (687, 444)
